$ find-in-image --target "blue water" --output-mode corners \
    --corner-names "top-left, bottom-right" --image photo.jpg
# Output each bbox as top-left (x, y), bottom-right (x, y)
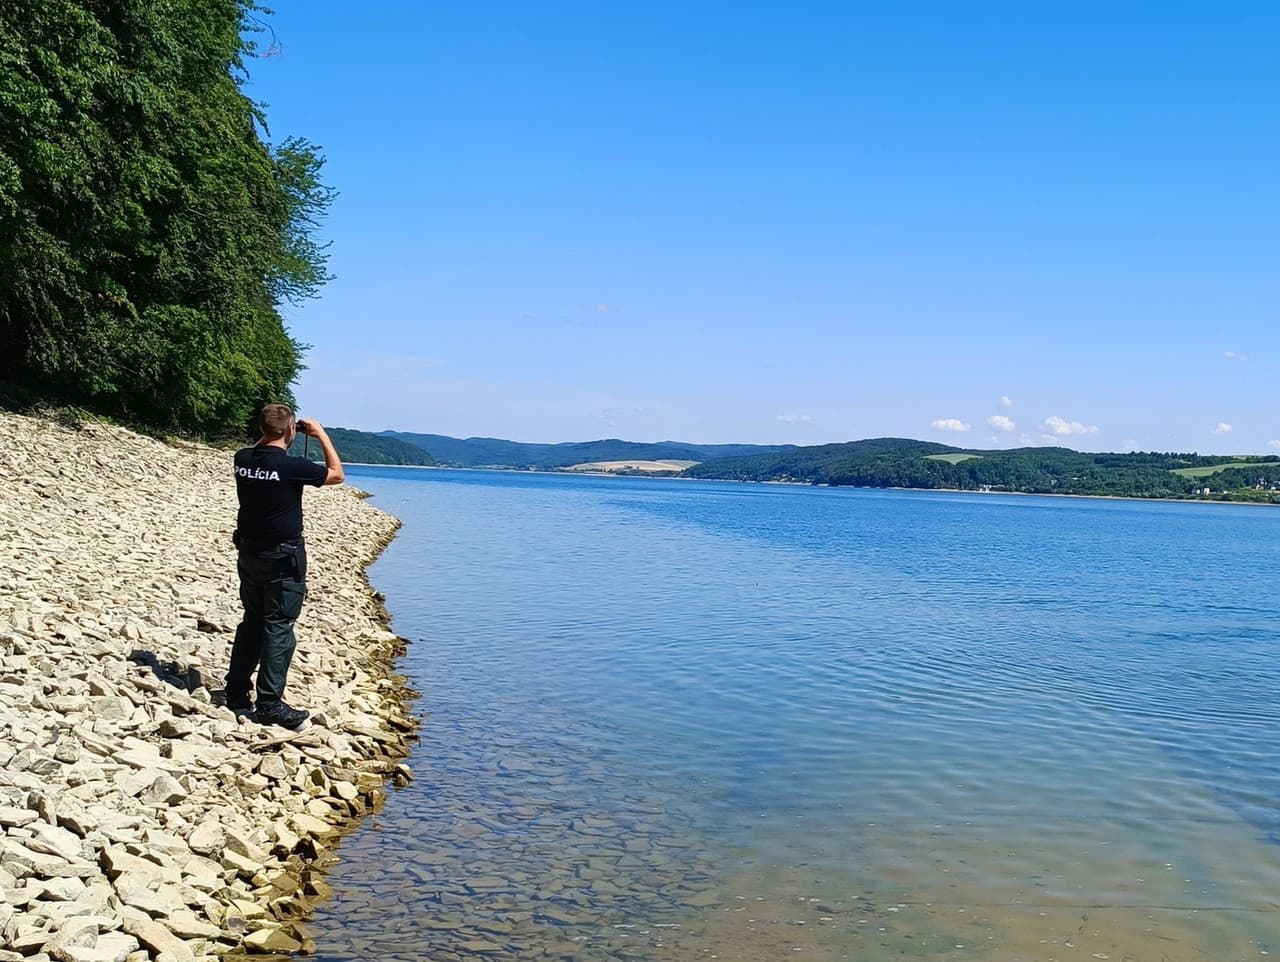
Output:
top-left (312, 468), bottom-right (1280, 961)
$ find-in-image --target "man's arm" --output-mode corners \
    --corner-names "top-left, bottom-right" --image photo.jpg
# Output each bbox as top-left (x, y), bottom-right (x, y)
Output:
top-left (298, 419), bottom-right (345, 485)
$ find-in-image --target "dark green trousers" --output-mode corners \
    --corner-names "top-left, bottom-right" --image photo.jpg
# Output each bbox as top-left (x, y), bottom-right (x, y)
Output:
top-left (226, 548), bottom-right (306, 706)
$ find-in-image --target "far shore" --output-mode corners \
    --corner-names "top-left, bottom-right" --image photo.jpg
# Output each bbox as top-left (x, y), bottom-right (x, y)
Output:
top-left (342, 463), bottom-right (1279, 508)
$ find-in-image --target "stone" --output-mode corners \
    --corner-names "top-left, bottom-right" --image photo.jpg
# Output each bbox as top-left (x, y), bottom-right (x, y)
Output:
top-left (94, 932), bottom-right (140, 959)
top-left (255, 756), bottom-right (288, 781)
top-left (242, 927), bottom-right (301, 953)
top-left (100, 848), bottom-right (180, 887)
top-left (184, 823), bottom-right (222, 858)
top-left (223, 831), bottom-right (268, 865)
top-left (1, 839), bottom-right (71, 878)
top-left (287, 813), bottom-right (334, 838)
top-left (0, 806), bottom-right (38, 828)
top-left (56, 806), bottom-right (98, 839)
top-left (156, 720), bottom-right (193, 740)
top-left (0, 412), bottom-right (411, 950)
top-left (163, 910), bottom-right (219, 940)
top-left (52, 947), bottom-right (128, 962)
top-left (114, 873), bottom-right (185, 918)
top-left (90, 697), bottom-right (134, 721)
top-left (27, 824), bottom-right (85, 862)
top-left (120, 915), bottom-right (196, 962)
top-left (42, 915), bottom-right (98, 957)
top-left (27, 876), bottom-right (86, 902)
top-left (138, 775), bottom-right (187, 807)
top-left (9, 926), bottom-right (53, 954)
top-left (220, 849), bottom-right (261, 878)
top-left (157, 743), bottom-right (203, 768)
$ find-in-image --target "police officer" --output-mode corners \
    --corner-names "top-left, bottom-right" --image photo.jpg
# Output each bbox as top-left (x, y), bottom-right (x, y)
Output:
top-left (226, 403), bottom-right (344, 728)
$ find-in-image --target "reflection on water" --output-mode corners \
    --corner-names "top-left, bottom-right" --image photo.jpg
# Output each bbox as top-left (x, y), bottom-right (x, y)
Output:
top-left (311, 469), bottom-right (1280, 961)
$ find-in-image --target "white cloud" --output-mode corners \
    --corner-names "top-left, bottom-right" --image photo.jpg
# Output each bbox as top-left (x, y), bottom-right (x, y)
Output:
top-left (1000, 395), bottom-right (1013, 408)
top-left (1123, 439), bottom-right (1138, 450)
top-left (595, 303), bottom-right (611, 313)
top-left (1214, 422), bottom-right (1233, 435)
top-left (1224, 351), bottom-right (1248, 362)
top-left (1043, 416), bottom-right (1099, 436)
top-left (776, 413), bottom-right (815, 425)
top-left (1269, 439), bottom-right (1280, 450)
top-left (987, 415), bottom-right (1015, 432)
top-left (931, 418), bottom-right (971, 432)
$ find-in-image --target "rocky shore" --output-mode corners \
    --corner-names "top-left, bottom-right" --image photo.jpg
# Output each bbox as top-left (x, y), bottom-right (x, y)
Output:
top-left (0, 411), bottom-right (415, 961)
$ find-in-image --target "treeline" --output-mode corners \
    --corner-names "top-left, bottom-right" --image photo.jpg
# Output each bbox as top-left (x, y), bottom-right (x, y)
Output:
top-left (681, 438), bottom-right (957, 484)
top-left (382, 432), bottom-right (792, 469)
top-left (684, 440), bottom-right (1280, 502)
top-left (288, 428), bottom-right (435, 467)
top-left (0, 1), bottom-right (331, 437)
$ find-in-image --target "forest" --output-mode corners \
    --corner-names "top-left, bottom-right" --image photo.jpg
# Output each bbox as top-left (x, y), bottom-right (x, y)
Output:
top-left (0, 1), bottom-right (331, 437)
top-left (305, 429), bottom-right (1280, 504)
top-left (287, 428), bottom-right (435, 466)
top-left (380, 432), bottom-right (791, 469)
top-left (683, 440), bottom-right (1280, 502)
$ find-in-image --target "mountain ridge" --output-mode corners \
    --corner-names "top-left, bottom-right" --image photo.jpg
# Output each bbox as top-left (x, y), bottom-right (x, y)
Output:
top-left (296, 426), bottom-right (1280, 503)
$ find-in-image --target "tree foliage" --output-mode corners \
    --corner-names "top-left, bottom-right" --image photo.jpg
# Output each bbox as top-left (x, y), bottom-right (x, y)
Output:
top-left (382, 432), bottom-right (793, 469)
top-left (286, 428), bottom-right (437, 467)
top-left (684, 440), bottom-right (1280, 503)
top-left (0, 0), bottom-right (332, 436)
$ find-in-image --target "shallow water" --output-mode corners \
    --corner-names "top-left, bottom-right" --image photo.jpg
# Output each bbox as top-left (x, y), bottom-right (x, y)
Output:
top-left (310, 469), bottom-right (1280, 961)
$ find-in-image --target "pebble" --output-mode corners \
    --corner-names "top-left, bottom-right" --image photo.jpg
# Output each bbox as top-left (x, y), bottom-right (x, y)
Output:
top-left (0, 412), bottom-right (415, 958)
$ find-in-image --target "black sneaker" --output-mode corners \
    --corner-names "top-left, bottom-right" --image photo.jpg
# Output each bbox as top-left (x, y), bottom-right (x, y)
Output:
top-left (224, 692), bottom-right (254, 715)
top-left (256, 700), bottom-right (309, 730)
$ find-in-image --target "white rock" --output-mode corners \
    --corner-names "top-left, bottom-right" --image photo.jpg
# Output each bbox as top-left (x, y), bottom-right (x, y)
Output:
top-left (138, 775), bottom-right (186, 806)
top-left (119, 914), bottom-right (195, 962)
top-left (0, 413), bottom-right (408, 949)
top-left (184, 823), bottom-right (221, 858)
top-left (0, 806), bottom-right (37, 828)
top-left (26, 824), bottom-right (85, 862)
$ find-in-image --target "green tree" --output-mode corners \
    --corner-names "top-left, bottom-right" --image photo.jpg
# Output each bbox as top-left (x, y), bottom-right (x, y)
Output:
top-left (0, 0), bottom-right (332, 436)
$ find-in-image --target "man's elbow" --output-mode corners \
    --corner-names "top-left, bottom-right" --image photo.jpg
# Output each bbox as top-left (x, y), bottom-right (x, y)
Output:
top-left (324, 467), bottom-right (345, 485)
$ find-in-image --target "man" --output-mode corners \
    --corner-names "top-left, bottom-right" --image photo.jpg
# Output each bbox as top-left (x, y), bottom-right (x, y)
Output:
top-left (226, 403), bottom-right (344, 729)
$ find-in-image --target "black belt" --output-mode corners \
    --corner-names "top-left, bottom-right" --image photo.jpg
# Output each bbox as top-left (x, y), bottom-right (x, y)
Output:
top-left (234, 532), bottom-right (303, 554)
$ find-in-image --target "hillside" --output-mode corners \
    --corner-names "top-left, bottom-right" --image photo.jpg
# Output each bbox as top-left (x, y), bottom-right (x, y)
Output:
top-left (289, 427), bottom-right (436, 466)
top-left (289, 428), bottom-right (1280, 503)
top-left (380, 432), bottom-right (791, 469)
top-left (684, 440), bottom-right (1280, 502)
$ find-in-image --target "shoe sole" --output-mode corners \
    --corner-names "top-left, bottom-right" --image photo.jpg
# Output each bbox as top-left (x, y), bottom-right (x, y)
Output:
top-left (259, 716), bottom-right (309, 731)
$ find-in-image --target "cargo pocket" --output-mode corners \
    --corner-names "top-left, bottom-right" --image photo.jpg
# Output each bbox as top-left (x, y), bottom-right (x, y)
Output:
top-left (279, 576), bottom-right (306, 622)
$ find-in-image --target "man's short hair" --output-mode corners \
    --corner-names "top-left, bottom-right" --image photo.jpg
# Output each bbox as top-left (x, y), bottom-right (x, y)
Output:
top-left (260, 403), bottom-right (296, 440)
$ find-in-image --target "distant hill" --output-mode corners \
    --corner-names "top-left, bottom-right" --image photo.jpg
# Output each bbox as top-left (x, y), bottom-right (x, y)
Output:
top-left (684, 439), bottom-right (1280, 502)
top-left (288, 428), bottom-right (1280, 503)
top-left (288, 428), bottom-right (436, 466)
top-left (683, 438), bottom-right (961, 483)
top-left (380, 432), bottom-right (792, 470)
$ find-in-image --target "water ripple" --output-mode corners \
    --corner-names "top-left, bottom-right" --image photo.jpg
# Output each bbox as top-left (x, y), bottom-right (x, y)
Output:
top-left (309, 469), bottom-right (1280, 962)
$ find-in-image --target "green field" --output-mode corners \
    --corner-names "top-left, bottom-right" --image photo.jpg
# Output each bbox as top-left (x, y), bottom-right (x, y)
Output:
top-left (926, 453), bottom-right (984, 464)
top-left (1171, 460), bottom-right (1249, 478)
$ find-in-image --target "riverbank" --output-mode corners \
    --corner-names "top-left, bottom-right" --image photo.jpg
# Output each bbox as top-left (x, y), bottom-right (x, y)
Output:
top-left (0, 411), bottom-right (415, 960)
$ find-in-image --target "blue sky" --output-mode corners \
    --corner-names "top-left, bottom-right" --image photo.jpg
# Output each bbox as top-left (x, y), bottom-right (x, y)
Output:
top-left (249, 3), bottom-right (1278, 453)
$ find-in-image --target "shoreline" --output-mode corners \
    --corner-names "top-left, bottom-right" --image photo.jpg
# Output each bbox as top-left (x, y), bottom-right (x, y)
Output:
top-left (344, 462), bottom-right (1279, 508)
top-left (0, 412), bottom-right (416, 960)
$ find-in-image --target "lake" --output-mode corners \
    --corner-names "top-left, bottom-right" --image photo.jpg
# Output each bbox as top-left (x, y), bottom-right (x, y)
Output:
top-left (309, 467), bottom-right (1280, 962)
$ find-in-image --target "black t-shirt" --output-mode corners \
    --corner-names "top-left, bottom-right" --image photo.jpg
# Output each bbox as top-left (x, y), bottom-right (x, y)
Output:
top-left (234, 445), bottom-right (327, 544)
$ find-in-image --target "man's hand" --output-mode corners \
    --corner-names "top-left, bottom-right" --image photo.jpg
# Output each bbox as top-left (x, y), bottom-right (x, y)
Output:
top-left (298, 417), bottom-right (344, 486)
